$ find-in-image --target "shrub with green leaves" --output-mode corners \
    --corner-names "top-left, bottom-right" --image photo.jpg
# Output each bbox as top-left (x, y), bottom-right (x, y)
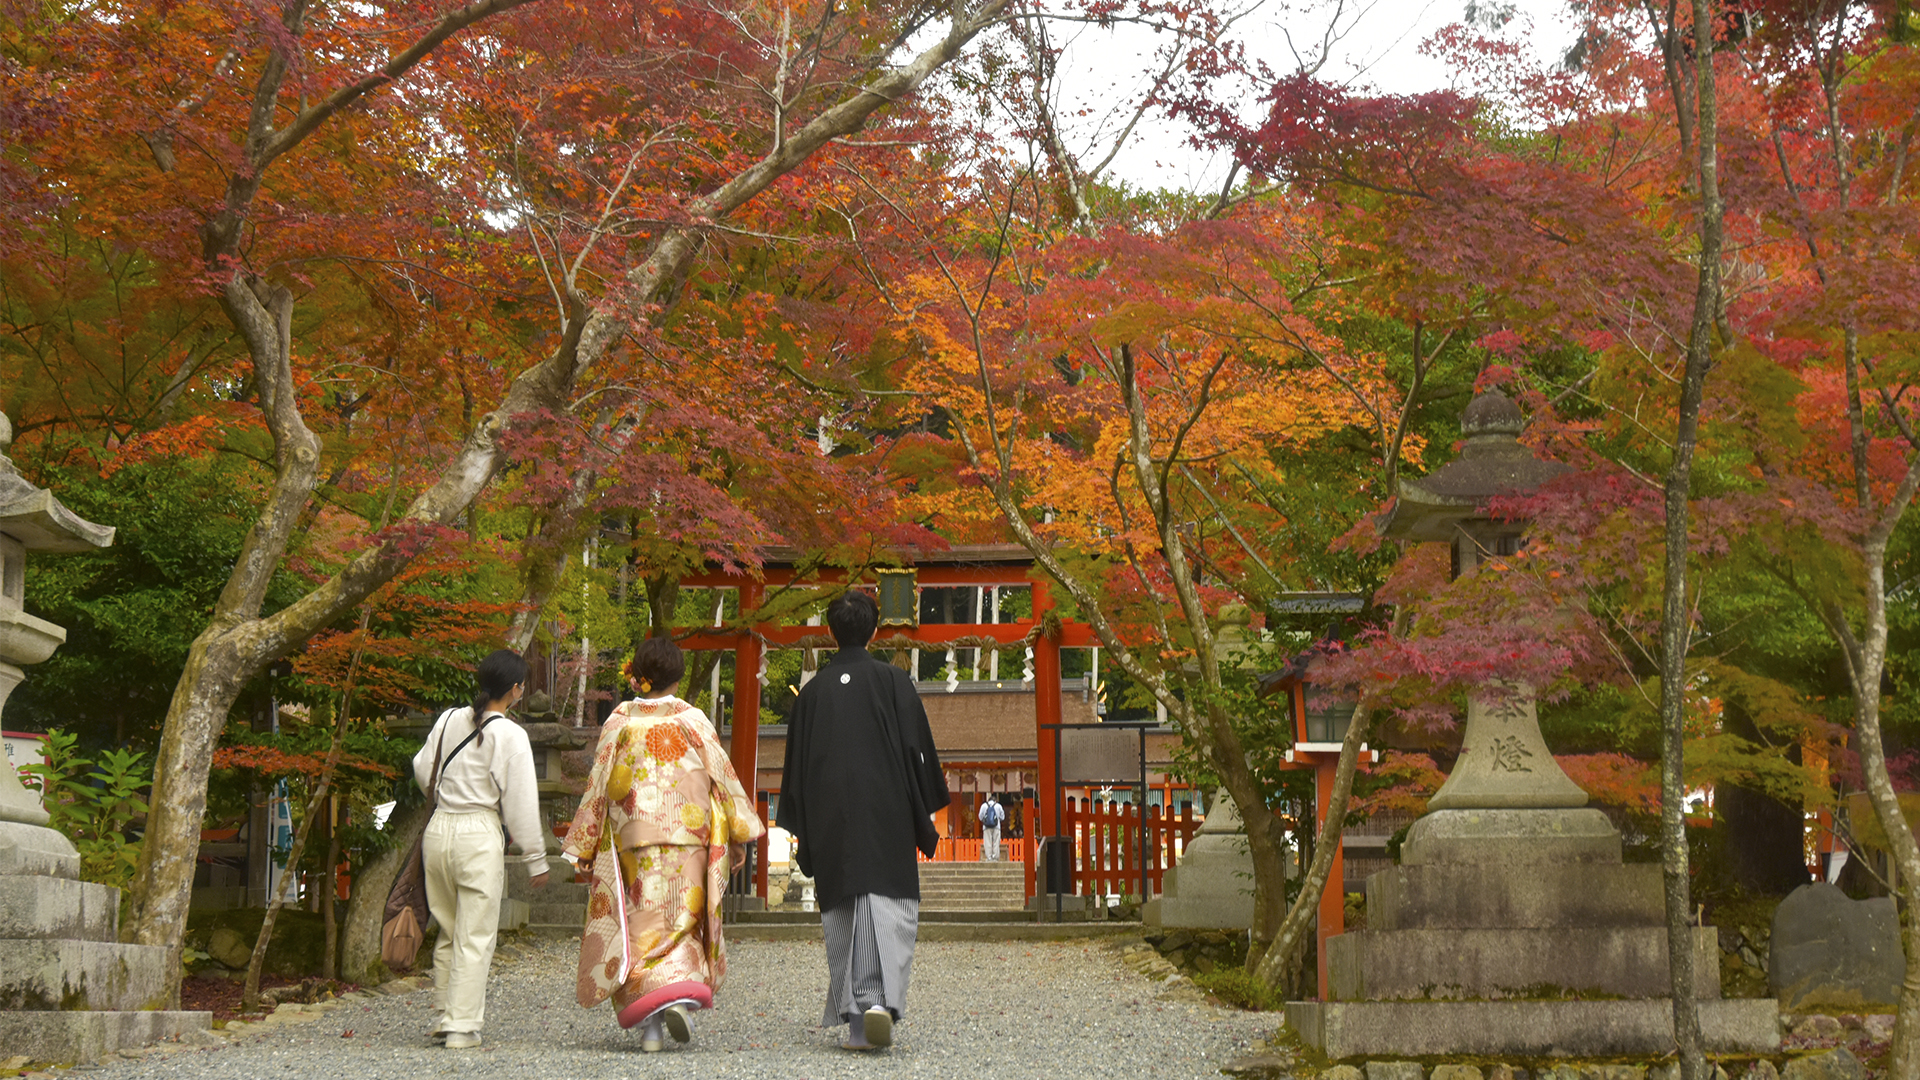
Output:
top-left (1193, 966), bottom-right (1288, 1011)
top-left (17, 728), bottom-right (150, 890)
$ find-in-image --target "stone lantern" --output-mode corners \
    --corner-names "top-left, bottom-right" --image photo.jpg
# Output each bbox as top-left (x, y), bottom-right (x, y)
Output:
top-left (1376, 387), bottom-right (1589, 814)
top-left (0, 413), bottom-right (213, 1061)
top-left (1287, 390), bottom-right (1777, 1060)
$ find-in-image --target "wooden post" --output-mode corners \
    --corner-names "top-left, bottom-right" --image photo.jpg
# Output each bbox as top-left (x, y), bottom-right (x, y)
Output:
top-left (732, 580), bottom-right (763, 896)
top-left (1023, 792), bottom-right (1037, 902)
top-left (1314, 756), bottom-right (1345, 1001)
top-left (1032, 580), bottom-right (1061, 837)
top-left (754, 791), bottom-right (770, 900)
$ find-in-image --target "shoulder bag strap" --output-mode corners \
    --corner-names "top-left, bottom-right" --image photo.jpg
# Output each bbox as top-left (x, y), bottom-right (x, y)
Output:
top-left (428, 712), bottom-right (496, 807)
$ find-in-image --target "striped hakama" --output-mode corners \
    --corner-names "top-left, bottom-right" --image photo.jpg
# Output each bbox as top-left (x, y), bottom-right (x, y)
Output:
top-left (820, 893), bottom-right (920, 1024)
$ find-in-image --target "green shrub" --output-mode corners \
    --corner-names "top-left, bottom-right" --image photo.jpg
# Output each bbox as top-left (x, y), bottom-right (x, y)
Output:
top-left (1193, 967), bottom-right (1288, 1011)
top-left (18, 729), bottom-right (149, 890)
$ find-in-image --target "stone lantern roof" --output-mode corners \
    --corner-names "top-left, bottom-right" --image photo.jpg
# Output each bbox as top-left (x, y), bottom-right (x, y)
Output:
top-left (0, 413), bottom-right (115, 552)
top-left (1378, 389), bottom-right (1570, 543)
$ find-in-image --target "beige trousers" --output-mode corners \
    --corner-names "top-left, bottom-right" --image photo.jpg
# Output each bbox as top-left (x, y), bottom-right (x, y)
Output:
top-left (424, 810), bottom-right (504, 1033)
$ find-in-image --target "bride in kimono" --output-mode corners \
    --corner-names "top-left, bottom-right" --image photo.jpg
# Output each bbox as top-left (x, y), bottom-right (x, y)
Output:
top-left (563, 636), bottom-right (765, 1052)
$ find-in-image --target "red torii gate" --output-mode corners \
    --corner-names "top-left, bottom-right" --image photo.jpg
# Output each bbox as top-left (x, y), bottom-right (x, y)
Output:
top-left (674, 551), bottom-right (1100, 842)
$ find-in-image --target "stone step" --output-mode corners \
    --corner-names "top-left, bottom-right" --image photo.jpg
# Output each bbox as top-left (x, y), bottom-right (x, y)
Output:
top-left (1286, 998), bottom-right (1779, 1059)
top-left (528, 902), bottom-right (586, 927)
top-left (0, 940), bottom-right (173, 1012)
top-left (0, 876), bottom-right (121, 942)
top-left (724, 909), bottom-right (1071, 925)
top-left (0, 1009), bottom-right (212, 1066)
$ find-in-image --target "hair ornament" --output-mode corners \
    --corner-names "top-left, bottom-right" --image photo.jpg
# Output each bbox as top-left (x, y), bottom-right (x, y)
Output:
top-left (638, 678), bottom-right (653, 694)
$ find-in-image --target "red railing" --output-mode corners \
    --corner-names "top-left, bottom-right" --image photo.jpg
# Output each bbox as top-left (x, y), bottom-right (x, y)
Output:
top-left (918, 836), bottom-right (1035, 863)
top-left (1060, 797), bottom-right (1199, 899)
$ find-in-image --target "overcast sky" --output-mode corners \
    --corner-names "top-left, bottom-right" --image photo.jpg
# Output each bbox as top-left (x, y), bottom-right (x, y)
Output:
top-left (1046, 0), bottom-right (1584, 191)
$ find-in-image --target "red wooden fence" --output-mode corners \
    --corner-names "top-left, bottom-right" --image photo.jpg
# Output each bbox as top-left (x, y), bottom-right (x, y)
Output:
top-left (1060, 797), bottom-right (1199, 899)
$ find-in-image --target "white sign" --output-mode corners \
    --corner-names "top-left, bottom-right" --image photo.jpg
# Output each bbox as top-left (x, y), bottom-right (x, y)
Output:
top-left (2, 731), bottom-right (46, 809)
top-left (2, 730), bottom-right (45, 771)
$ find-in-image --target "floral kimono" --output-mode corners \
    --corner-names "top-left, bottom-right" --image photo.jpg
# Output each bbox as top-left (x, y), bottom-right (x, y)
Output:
top-left (563, 696), bottom-right (765, 1012)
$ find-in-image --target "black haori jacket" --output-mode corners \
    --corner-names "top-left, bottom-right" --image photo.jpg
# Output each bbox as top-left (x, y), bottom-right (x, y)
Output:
top-left (777, 646), bottom-right (951, 912)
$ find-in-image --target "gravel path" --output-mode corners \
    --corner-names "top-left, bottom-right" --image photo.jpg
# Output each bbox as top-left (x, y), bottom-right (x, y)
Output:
top-left (78, 935), bottom-right (1276, 1079)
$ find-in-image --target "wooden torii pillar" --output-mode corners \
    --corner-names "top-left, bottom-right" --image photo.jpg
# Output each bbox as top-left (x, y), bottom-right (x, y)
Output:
top-left (1030, 578), bottom-right (1063, 837)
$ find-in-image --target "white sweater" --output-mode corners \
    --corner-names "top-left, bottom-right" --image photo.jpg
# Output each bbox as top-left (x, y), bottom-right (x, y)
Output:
top-left (412, 707), bottom-right (548, 870)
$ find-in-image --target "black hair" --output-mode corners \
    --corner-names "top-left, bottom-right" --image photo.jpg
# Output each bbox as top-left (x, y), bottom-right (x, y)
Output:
top-left (827, 590), bottom-right (878, 648)
top-left (627, 636), bottom-right (685, 695)
top-left (472, 649), bottom-right (530, 734)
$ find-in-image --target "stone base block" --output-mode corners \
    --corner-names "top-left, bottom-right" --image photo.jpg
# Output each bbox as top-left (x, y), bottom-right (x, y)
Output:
top-left (1285, 998), bottom-right (1779, 1059)
top-left (1141, 862), bottom-right (1254, 929)
top-left (0, 1009), bottom-right (211, 1065)
top-left (0, 940), bottom-right (173, 1011)
top-left (527, 900), bottom-right (585, 928)
top-left (0, 876), bottom-right (119, 941)
top-left (1327, 927), bottom-right (1722, 1001)
top-left (497, 898), bottom-right (529, 931)
top-left (1367, 861), bottom-right (1663, 931)
top-left (1401, 809), bottom-right (1624, 866)
top-left (0, 821), bottom-right (80, 880)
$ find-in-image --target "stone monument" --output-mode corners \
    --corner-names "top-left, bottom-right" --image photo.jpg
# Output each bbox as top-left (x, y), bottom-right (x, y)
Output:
top-left (1142, 791), bottom-right (1256, 930)
top-left (1286, 390), bottom-right (1778, 1059)
top-left (0, 412), bottom-right (213, 1062)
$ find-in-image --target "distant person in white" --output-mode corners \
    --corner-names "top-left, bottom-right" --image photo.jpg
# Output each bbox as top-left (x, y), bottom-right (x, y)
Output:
top-left (978, 796), bottom-right (1005, 862)
top-left (411, 649), bottom-right (551, 1050)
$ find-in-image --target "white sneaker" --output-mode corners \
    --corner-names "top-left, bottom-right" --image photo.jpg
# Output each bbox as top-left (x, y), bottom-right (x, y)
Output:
top-left (443, 1031), bottom-right (481, 1050)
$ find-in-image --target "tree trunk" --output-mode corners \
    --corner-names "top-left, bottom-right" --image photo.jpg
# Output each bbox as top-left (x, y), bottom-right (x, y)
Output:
top-left (244, 682), bottom-right (359, 1011)
top-left (1656, 3), bottom-right (1722, 1073)
top-left (1821, 451), bottom-right (1920, 1079)
top-left (339, 800), bottom-right (432, 987)
top-left (1251, 701), bottom-right (1371, 991)
top-left (321, 796), bottom-right (340, 980)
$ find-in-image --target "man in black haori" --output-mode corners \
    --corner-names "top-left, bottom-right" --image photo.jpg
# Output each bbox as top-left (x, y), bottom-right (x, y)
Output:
top-left (777, 590), bottom-right (949, 1051)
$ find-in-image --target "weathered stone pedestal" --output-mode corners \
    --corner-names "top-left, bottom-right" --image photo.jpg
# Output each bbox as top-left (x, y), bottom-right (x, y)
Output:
top-left (1286, 392), bottom-right (1778, 1059)
top-left (0, 414), bottom-right (210, 1063)
top-left (0, 823), bottom-right (212, 1062)
top-left (1142, 791), bottom-right (1257, 930)
top-left (1291, 804), bottom-right (1776, 1057)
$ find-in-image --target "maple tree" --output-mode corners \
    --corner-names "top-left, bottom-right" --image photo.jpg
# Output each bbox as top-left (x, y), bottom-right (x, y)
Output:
top-left (3, 0), bottom-right (1019, 1004)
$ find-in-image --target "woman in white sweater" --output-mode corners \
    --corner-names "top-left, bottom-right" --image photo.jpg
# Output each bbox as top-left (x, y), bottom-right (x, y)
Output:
top-left (411, 649), bottom-right (550, 1049)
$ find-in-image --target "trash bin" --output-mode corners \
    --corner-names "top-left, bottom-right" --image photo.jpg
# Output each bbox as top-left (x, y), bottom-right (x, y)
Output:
top-left (1040, 836), bottom-right (1073, 894)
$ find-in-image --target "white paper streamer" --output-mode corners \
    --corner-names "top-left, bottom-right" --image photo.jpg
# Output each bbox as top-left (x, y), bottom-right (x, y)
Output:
top-left (756, 648), bottom-right (770, 687)
top-left (1022, 646), bottom-right (1035, 685)
top-left (944, 648), bottom-right (959, 693)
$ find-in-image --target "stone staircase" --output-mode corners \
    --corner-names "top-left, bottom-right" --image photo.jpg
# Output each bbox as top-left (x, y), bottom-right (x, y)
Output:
top-left (519, 859), bottom-right (1039, 936)
top-left (528, 878), bottom-right (589, 936)
top-left (917, 860), bottom-right (1026, 913)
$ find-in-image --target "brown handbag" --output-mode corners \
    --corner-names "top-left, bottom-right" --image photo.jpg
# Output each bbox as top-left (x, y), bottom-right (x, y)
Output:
top-left (380, 714), bottom-right (493, 970)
